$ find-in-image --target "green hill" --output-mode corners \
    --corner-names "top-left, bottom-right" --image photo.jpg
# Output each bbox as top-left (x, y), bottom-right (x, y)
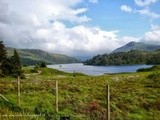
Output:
top-left (7, 48), bottom-right (80, 65)
top-left (84, 50), bottom-right (160, 65)
top-left (113, 41), bottom-right (160, 53)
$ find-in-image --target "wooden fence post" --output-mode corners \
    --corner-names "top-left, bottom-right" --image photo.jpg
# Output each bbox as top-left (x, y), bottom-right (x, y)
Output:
top-left (17, 76), bottom-right (20, 106)
top-left (106, 85), bottom-right (110, 120)
top-left (56, 80), bottom-right (58, 113)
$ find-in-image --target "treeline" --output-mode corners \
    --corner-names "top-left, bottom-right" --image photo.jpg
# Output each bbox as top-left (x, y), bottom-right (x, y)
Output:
top-left (0, 41), bottom-right (22, 77)
top-left (84, 50), bottom-right (160, 65)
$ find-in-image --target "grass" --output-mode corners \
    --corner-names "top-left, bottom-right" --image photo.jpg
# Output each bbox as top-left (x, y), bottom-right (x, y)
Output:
top-left (0, 66), bottom-right (160, 120)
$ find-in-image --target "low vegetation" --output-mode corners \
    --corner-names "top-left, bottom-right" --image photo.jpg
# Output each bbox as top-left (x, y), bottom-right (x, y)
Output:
top-left (1, 41), bottom-right (160, 119)
top-left (137, 65), bottom-right (160, 72)
top-left (0, 66), bottom-right (160, 120)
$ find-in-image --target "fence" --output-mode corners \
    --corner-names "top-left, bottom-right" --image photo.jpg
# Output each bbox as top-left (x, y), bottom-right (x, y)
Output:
top-left (0, 114), bottom-right (45, 120)
top-left (0, 77), bottom-right (110, 120)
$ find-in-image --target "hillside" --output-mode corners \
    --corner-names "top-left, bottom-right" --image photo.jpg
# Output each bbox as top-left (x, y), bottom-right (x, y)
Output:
top-left (84, 50), bottom-right (160, 65)
top-left (7, 48), bottom-right (80, 65)
top-left (113, 41), bottom-right (160, 53)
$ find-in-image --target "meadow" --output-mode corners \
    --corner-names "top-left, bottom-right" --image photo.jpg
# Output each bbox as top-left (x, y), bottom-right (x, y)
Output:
top-left (0, 66), bottom-right (160, 120)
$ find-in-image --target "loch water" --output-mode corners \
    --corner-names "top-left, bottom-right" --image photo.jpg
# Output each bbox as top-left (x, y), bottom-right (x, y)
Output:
top-left (48, 63), bottom-right (152, 76)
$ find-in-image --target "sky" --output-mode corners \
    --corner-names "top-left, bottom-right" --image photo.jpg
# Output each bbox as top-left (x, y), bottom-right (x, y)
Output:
top-left (0, 0), bottom-right (160, 59)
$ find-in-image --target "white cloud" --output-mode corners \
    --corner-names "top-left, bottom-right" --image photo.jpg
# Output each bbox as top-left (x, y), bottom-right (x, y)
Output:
top-left (3, 0), bottom-right (90, 24)
top-left (71, 8), bottom-right (88, 15)
top-left (121, 0), bottom-right (160, 20)
top-left (143, 25), bottom-right (160, 44)
top-left (0, 19), bottom-right (139, 58)
top-left (0, 0), bottom-right (142, 59)
top-left (134, 0), bottom-right (158, 7)
top-left (135, 9), bottom-right (160, 19)
top-left (89, 0), bottom-right (98, 3)
top-left (151, 24), bottom-right (160, 30)
top-left (121, 5), bottom-right (132, 13)
top-left (119, 36), bottom-right (140, 44)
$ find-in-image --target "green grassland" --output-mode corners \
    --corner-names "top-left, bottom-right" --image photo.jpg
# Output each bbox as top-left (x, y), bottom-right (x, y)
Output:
top-left (0, 66), bottom-right (160, 120)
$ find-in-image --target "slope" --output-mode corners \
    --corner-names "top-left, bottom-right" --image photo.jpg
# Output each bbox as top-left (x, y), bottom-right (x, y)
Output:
top-left (7, 48), bottom-right (80, 65)
top-left (113, 41), bottom-right (160, 53)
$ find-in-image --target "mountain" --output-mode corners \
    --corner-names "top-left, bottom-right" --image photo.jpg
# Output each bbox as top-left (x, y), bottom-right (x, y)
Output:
top-left (7, 48), bottom-right (80, 65)
top-left (112, 41), bottom-right (160, 53)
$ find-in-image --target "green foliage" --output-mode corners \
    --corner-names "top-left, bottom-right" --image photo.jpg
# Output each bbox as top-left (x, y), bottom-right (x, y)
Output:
top-left (35, 61), bottom-right (47, 68)
top-left (40, 67), bottom-right (68, 76)
top-left (0, 41), bottom-right (7, 63)
top-left (137, 65), bottom-right (160, 72)
top-left (10, 49), bottom-right (23, 77)
top-left (0, 42), bottom-right (23, 77)
top-left (84, 50), bottom-right (160, 65)
top-left (148, 72), bottom-right (160, 86)
top-left (33, 61), bottom-right (48, 74)
top-left (0, 41), bottom-right (7, 76)
top-left (34, 102), bottom-right (45, 114)
top-left (0, 100), bottom-right (22, 112)
top-left (1, 58), bottom-right (13, 76)
top-left (146, 52), bottom-right (160, 64)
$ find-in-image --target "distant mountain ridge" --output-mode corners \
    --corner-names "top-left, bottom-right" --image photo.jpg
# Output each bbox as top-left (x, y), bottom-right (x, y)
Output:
top-left (112, 41), bottom-right (160, 53)
top-left (7, 48), bottom-right (80, 65)
top-left (84, 41), bottom-right (160, 66)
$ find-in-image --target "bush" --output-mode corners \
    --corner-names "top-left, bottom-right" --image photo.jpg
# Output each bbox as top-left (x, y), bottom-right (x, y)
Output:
top-left (35, 61), bottom-right (47, 69)
top-left (137, 66), bottom-right (160, 72)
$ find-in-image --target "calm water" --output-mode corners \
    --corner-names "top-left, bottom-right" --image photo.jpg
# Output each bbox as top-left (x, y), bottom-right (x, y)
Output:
top-left (48, 63), bottom-right (152, 76)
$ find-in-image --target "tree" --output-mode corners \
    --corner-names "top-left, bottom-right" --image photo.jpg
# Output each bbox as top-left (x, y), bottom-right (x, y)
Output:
top-left (10, 49), bottom-right (22, 77)
top-left (1, 58), bottom-right (13, 76)
top-left (0, 41), bottom-right (23, 77)
top-left (40, 61), bottom-right (47, 68)
top-left (0, 41), bottom-right (7, 62)
top-left (0, 41), bottom-right (7, 76)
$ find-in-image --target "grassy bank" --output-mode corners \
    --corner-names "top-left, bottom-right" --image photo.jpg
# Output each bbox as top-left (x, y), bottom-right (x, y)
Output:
top-left (0, 66), bottom-right (160, 120)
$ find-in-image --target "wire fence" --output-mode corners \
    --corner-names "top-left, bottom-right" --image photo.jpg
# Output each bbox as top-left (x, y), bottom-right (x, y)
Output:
top-left (0, 114), bottom-right (45, 120)
top-left (0, 77), bottom-right (109, 120)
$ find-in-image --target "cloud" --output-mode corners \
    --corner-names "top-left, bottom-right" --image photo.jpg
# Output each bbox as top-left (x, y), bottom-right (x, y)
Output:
top-left (120, 5), bottom-right (132, 13)
top-left (133, 0), bottom-right (160, 19)
top-left (135, 8), bottom-right (160, 19)
top-left (0, 19), bottom-right (139, 58)
top-left (0, 0), bottom-right (142, 59)
top-left (37, 25), bottom-right (139, 57)
top-left (89, 0), bottom-right (98, 3)
top-left (151, 24), bottom-right (160, 30)
top-left (121, 0), bottom-right (160, 20)
top-left (1, 0), bottom-right (90, 24)
top-left (134, 0), bottom-right (158, 7)
top-left (1, 0), bottom-right (159, 60)
top-left (143, 25), bottom-right (160, 44)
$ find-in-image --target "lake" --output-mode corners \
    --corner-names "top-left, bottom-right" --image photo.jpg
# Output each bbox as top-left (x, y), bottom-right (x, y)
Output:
top-left (47, 63), bottom-right (152, 76)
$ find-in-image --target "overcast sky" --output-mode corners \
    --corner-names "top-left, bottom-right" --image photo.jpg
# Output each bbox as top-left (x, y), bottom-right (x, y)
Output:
top-left (0, 0), bottom-right (160, 59)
